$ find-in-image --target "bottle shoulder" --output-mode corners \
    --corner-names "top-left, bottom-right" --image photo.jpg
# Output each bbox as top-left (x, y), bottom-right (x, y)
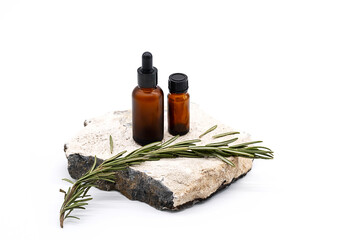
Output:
top-left (132, 86), bottom-right (164, 98)
top-left (155, 86), bottom-right (164, 95)
top-left (167, 92), bottom-right (190, 101)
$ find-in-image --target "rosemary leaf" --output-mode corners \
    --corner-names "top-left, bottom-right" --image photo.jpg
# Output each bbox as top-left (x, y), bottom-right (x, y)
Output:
top-left (65, 209), bottom-right (73, 218)
top-left (62, 178), bottom-right (74, 184)
top-left (126, 141), bottom-right (162, 157)
top-left (82, 186), bottom-right (91, 198)
top-left (90, 156), bottom-right (97, 173)
top-left (99, 178), bottom-right (116, 183)
top-left (109, 135), bottom-right (114, 154)
top-left (254, 154), bottom-right (273, 159)
top-left (64, 202), bottom-right (88, 211)
top-left (223, 149), bottom-right (255, 158)
top-left (161, 135), bottom-right (180, 147)
top-left (106, 150), bottom-right (127, 162)
top-left (230, 141), bottom-right (263, 148)
top-left (150, 147), bottom-right (189, 154)
top-left (72, 206), bottom-right (86, 210)
top-left (239, 149), bottom-right (273, 154)
top-left (192, 150), bottom-right (209, 157)
top-left (246, 146), bottom-right (273, 152)
top-left (176, 153), bottom-right (199, 158)
top-left (171, 139), bottom-right (201, 146)
top-left (74, 198), bottom-right (93, 203)
top-left (214, 153), bottom-right (235, 167)
top-left (189, 146), bottom-right (219, 151)
top-left (199, 125), bottom-right (217, 138)
top-left (206, 138), bottom-right (238, 147)
top-left (220, 148), bottom-right (254, 157)
top-left (212, 131), bottom-right (240, 139)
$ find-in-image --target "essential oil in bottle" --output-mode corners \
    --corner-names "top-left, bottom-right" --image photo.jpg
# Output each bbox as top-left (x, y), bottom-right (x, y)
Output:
top-left (132, 52), bottom-right (164, 145)
top-left (167, 73), bottom-right (190, 136)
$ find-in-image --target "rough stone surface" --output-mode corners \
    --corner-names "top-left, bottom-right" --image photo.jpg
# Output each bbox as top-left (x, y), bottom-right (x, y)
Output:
top-left (64, 103), bottom-right (253, 210)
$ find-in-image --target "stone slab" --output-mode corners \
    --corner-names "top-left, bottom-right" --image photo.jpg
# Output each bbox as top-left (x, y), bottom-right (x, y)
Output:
top-left (64, 104), bottom-right (253, 210)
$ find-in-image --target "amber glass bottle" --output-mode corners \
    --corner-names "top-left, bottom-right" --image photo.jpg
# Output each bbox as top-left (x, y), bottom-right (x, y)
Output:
top-left (168, 73), bottom-right (190, 136)
top-left (132, 52), bottom-right (164, 145)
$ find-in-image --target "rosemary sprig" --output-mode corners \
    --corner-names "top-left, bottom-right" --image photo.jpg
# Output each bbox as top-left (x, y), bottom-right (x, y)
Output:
top-left (199, 125), bottom-right (217, 138)
top-left (60, 134), bottom-right (273, 228)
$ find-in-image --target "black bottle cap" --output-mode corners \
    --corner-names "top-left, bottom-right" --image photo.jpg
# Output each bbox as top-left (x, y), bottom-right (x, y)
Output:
top-left (137, 52), bottom-right (158, 88)
top-left (168, 73), bottom-right (188, 93)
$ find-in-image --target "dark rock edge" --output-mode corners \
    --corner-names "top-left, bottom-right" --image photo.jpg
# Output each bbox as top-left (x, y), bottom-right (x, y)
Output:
top-left (67, 153), bottom-right (174, 209)
top-left (66, 153), bottom-right (251, 211)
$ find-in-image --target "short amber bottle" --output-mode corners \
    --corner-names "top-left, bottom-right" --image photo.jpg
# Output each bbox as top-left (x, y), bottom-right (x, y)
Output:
top-left (167, 73), bottom-right (190, 136)
top-left (132, 52), bottom-right (164, 145)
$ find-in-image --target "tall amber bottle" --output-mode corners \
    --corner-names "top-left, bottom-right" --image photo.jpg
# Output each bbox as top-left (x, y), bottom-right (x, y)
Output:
top-left (132, 52), bottom-right (164, 145)
top-left (168, 73), bottom-right (190, 136)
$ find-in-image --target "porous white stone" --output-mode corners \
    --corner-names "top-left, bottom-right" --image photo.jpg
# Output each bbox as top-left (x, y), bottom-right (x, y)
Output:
top-left (65, 103), bottom-right (253, 210)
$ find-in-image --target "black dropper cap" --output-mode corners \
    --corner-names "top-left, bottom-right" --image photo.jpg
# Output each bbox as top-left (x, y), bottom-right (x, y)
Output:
top-left (137, 52), bottom-right (158, 88)
top-left (168, 73), bottom-right (188, 93)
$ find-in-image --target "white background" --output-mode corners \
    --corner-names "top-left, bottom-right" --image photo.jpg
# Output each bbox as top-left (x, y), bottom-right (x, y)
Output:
top-left (0, 0), bottom-right (359, 239)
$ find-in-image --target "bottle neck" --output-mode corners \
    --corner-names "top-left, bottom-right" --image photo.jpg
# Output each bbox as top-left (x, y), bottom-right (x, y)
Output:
top-left (139, 86), bottom-right (157, 90)
top-left (169, 90), bottom-right (187, 95)
top-left (137, 67), bottom-right (158, 88)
